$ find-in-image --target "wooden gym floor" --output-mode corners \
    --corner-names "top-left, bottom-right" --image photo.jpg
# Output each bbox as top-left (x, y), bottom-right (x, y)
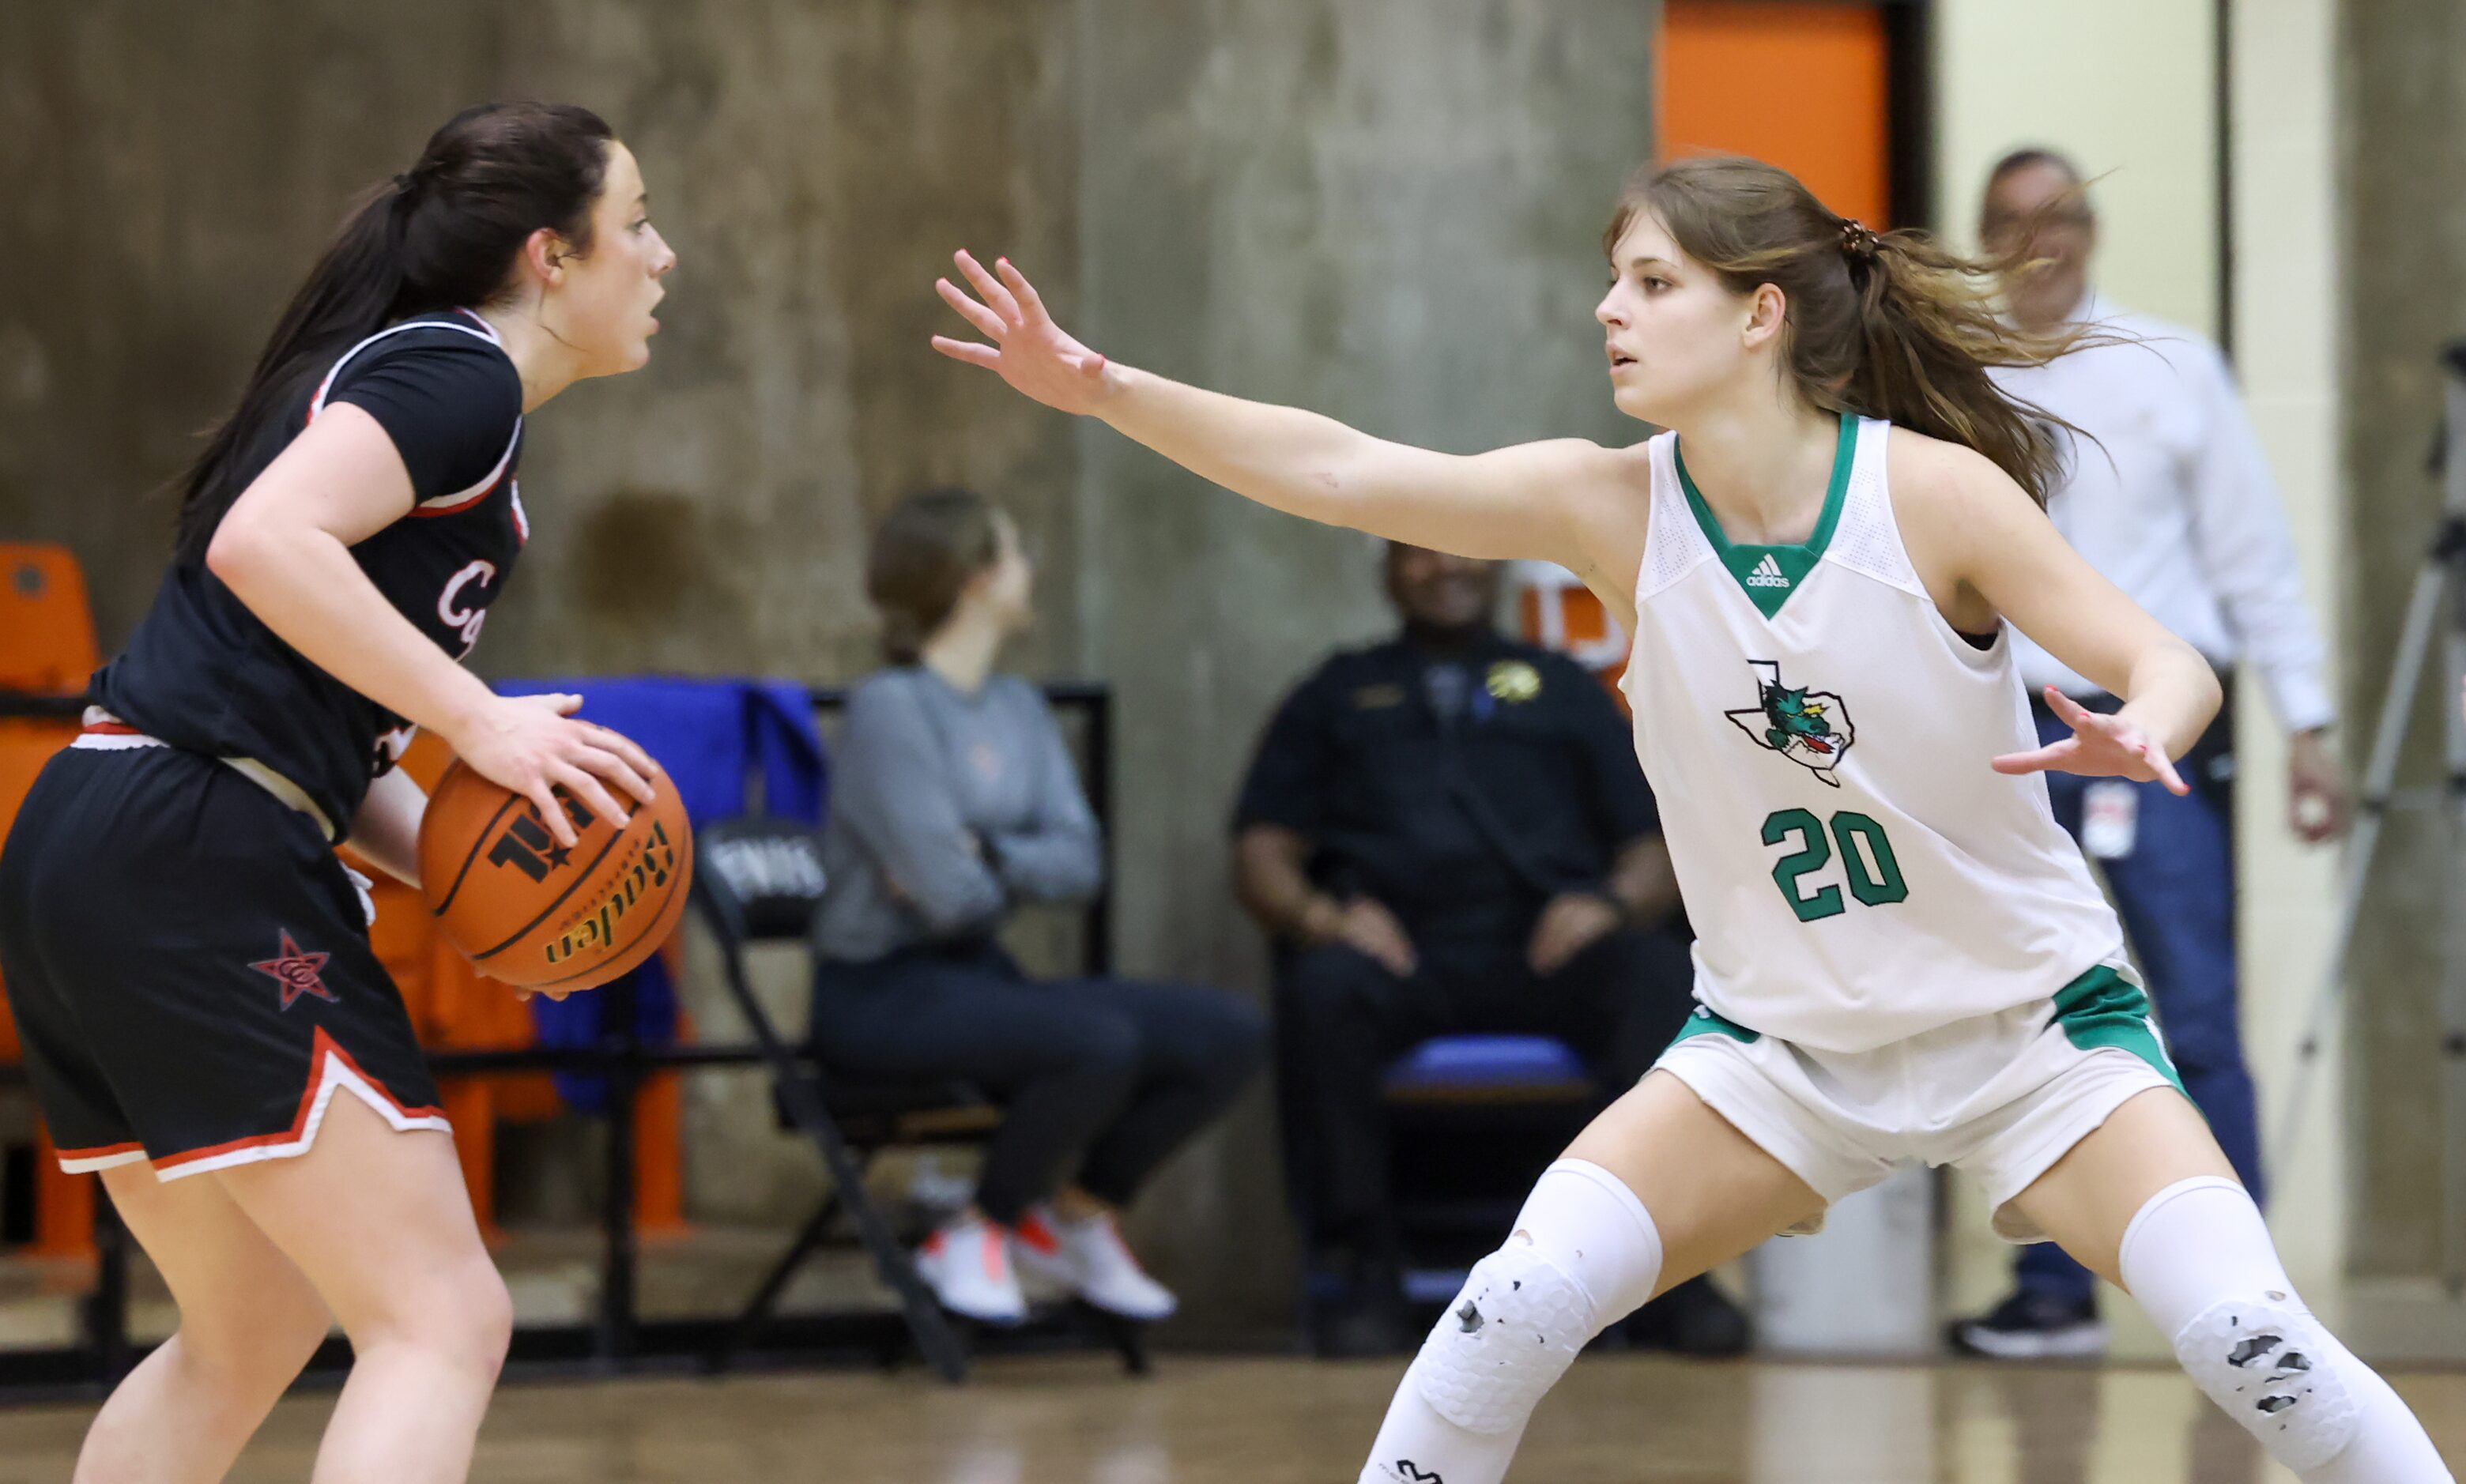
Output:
top-left (0, 1352), bottom-right (2457, 1482)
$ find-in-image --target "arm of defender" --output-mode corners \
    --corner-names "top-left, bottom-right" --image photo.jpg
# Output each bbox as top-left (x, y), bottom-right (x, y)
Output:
top-left (931, 250), bottom-right (1623, 570)
top-left (1894, 436), bottom-right (2219, 792)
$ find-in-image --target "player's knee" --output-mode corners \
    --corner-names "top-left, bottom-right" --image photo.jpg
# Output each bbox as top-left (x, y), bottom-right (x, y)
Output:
top-left (1414, 1241), bottom-right (1598, 1433)
top-left (1412, 1160), bottom-right (1665, 1434)
top-left (2167, 1293), bottom-right (2361, 1474)
top-left (351, 1256), bottom-right (512, 1378)
top-left (2121, 1176), bottom-right (2370, 1475)
top-left (454, 1265), bottom-right (515, 1377)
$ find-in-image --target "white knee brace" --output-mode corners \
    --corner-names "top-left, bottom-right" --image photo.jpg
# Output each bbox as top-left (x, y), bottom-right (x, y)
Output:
top-left (1412, 1159), bottom-right (1664, 1435)
top-left (2169, 1292), bottom-right (2359, 1474)
top-left (2120, 1177), bottom-right (2398, 1478)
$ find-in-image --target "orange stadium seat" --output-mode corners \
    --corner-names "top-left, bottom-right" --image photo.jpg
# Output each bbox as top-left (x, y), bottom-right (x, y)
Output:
top-left (0, 544), bottom-right (100, 694)
top-left (0, 544), bottom-right (96, 1256)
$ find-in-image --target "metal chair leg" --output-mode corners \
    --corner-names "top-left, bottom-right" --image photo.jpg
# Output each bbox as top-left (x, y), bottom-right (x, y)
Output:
top-left (710, 1191), bottom-right (843, 1371)
top-left (717, 956), bottom-right (970, 1383)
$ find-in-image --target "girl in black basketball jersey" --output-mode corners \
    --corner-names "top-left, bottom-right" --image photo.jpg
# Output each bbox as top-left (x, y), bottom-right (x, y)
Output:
top-left (0, 104), bottom-right (673, 1482)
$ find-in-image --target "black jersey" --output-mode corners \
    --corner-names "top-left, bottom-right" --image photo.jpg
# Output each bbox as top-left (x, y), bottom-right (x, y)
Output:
top-left (95, 310), bottom-right (529, 840)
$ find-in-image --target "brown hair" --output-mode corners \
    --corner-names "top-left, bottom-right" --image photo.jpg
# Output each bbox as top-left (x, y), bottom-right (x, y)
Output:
top-left (1604, 156), bottom-right (2097, 506)
top-left (867, 487), bottom-right (1002, 663)
top-left (177, 103), bottom-right (615, 563)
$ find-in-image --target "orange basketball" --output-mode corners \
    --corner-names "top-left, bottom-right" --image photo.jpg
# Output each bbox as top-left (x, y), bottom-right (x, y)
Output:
top-left (417, 759), bottom-right (694, 992)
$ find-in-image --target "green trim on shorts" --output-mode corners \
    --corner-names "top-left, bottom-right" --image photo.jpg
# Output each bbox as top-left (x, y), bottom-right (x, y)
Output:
top-left (2052, 965), bottom-right (2185, 1094)
top-left (1669, 1003), bottom-right (1762, 1047)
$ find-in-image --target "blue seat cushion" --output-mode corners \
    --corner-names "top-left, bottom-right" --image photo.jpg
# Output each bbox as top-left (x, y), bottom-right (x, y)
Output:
top-left (1382, 1034), bottom-right (1586, 1093)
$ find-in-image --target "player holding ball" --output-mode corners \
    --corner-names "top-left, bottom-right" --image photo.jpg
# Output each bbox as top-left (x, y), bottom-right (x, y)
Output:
top-left (0, 103), bottom-right (673, 1483)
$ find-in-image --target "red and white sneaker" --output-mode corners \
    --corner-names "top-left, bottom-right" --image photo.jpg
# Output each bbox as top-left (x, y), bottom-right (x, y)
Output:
top-left (913, 1215), bottom-right (1027, 1324)
top-left (1011, 1207), bottom-right (1178, 1321)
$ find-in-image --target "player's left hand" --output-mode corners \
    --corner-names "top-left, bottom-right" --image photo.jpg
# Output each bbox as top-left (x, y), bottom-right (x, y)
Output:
top-left (1529, 891), bottom-right (1623, 977)
top-left (1991, 687), bottom-right (2189, 795)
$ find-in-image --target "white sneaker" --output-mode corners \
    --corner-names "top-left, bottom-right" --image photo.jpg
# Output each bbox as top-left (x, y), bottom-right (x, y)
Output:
top-left (1011, 1207), bottom-right (1178, 1321)
top-left (913, 1216), bottom-right (1027, 1325)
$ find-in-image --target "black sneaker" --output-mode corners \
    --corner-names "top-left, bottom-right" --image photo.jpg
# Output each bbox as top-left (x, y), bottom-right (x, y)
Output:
top-left (1948, 1290), bottom-right (2107, 1359)
top-left (1623, 1274), bottom-right (1752, 1357)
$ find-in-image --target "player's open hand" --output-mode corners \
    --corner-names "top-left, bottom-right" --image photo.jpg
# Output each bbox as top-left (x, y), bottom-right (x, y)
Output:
top-left (1990, 687), bottom-right (2189, 796)
top-left (448, 693), bottom-right (662, 849)
top-left (931, 250), bottom-right (1111, 415)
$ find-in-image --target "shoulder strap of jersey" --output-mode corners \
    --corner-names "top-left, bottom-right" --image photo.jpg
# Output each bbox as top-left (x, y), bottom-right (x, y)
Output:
top-left (306, 307), bottom-right (522, 515)
top-left (1636, 431), bottom-right (1713, 604)
top-left (1822, 416), bottom-right (1927, 597)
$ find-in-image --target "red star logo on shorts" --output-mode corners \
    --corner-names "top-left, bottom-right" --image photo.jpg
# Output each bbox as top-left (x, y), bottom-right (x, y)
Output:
top-left (250, 931), bottom-right (337, 1010)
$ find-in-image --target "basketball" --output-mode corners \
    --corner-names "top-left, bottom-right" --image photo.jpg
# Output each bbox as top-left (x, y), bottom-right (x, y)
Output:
top-left (416, 759), bottom-right (695, 992)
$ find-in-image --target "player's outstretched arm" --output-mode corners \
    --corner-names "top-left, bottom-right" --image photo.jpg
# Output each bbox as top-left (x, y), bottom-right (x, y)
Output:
top-left (932, 250), bottom-right (1619, 571)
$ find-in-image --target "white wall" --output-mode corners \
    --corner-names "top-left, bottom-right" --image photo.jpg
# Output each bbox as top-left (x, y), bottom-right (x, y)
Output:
top-left (1930, 0), bottom-right (2347, 1359)
top-left (2224, 0), bottom-right (2345, 1309)
top-left (1933, 0), bottom-right (2218, 337)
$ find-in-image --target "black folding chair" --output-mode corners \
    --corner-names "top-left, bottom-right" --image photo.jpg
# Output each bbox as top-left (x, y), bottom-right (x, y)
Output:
top-left (690, 816), bottom-right (974, 1381)
top-left (692, 816), bottom-right (1148, 1380)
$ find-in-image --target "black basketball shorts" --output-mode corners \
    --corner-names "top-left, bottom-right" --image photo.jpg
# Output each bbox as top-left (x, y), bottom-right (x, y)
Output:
top-left (0, 740), bottom-right (446, 1179)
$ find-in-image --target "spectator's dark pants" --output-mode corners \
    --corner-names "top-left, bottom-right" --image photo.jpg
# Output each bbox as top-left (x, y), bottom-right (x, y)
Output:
top-left (1276, 913), bottom-right (1698, 1257)
top-left (2019, 694), bottom-right (2264, 1309)
top-left (811, 940), bottom-right (1266, 1225)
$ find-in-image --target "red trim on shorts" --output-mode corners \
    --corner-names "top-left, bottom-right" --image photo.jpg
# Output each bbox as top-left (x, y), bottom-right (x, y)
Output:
top-left (55, 1139), bottom-right (145, 1162)
top-left (79, 720), bottom-right (140, 736)
top-left (149, 1027), bottom-right (447, 1172)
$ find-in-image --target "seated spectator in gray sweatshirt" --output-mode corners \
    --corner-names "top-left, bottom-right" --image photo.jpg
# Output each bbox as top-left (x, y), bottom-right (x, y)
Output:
top-left (812, 487), bottom-right (1265, 1328)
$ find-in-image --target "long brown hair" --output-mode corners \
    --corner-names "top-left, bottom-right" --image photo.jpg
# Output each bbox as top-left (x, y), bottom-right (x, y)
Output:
top-left (1605, 156), bottom-right (2095, 506)
top-left (866, 487), bottom-right (1002, 663)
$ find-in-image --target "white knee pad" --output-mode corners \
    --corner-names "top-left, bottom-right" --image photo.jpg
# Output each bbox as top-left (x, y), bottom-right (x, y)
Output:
top-left (1413, 1159), bottom-right (1663, 1435)
top-left (1413, 1241), bottom-right (1595, 1434)
top-left (2121, 1177), bottom-right (2365, 1475)
top-left (2170, 1294), bottom-right (2359, 1474)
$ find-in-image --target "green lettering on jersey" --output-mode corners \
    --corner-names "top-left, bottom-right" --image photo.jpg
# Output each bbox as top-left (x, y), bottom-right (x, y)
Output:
top-left (1762, 808), bottom-right (1845, 921)
top-left (1759, 808), bottom-right (1908, 920)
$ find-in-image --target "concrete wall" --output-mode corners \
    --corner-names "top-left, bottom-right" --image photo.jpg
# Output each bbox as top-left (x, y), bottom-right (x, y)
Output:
top-left (0, 0), bottom-right (1656, 1332)
top-left (2339, 0), bottom-right (2466, 1284)
top-left (1071, 0), bottom-right (1657, 1328)
top-left (0, 0), bottom-right (1087, 678)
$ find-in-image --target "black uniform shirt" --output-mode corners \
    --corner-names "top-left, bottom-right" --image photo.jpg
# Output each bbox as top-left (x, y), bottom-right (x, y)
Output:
top-left (95, 310), bottom-right (527, 838)
top-left (1232, 631), bottom-right (1659, 923)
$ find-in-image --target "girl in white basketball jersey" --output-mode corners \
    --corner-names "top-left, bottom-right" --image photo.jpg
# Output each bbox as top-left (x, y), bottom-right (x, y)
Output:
top-left (935, 157), bottom-right (2449, 1482)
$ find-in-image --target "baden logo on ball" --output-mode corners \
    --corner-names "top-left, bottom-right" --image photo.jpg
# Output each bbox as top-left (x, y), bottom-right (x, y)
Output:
top-left (417, 755), bottom-right (695, 993)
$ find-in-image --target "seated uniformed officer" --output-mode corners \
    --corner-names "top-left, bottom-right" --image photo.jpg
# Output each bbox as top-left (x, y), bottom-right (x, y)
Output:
top-left (1232, 542), bottom-right (1740, 1357)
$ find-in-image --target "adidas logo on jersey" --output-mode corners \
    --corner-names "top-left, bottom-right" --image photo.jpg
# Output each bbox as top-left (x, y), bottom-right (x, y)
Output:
top-left (1745, 553), bottom-right (1791, 589)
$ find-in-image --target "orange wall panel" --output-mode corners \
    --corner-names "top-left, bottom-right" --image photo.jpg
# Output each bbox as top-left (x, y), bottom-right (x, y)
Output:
top-left (1660, 2), bottom-right (1891, 228)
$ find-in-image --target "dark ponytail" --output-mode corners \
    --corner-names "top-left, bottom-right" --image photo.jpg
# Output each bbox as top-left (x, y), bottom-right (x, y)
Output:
top-left (1605, 156), bottom-right (2108, 507)
top-left (174, 101), bottom-right (615, 562)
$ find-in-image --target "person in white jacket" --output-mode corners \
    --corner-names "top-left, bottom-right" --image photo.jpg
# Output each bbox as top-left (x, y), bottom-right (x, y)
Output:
top-left (1948, 146), bottom-right (2351, 1361)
